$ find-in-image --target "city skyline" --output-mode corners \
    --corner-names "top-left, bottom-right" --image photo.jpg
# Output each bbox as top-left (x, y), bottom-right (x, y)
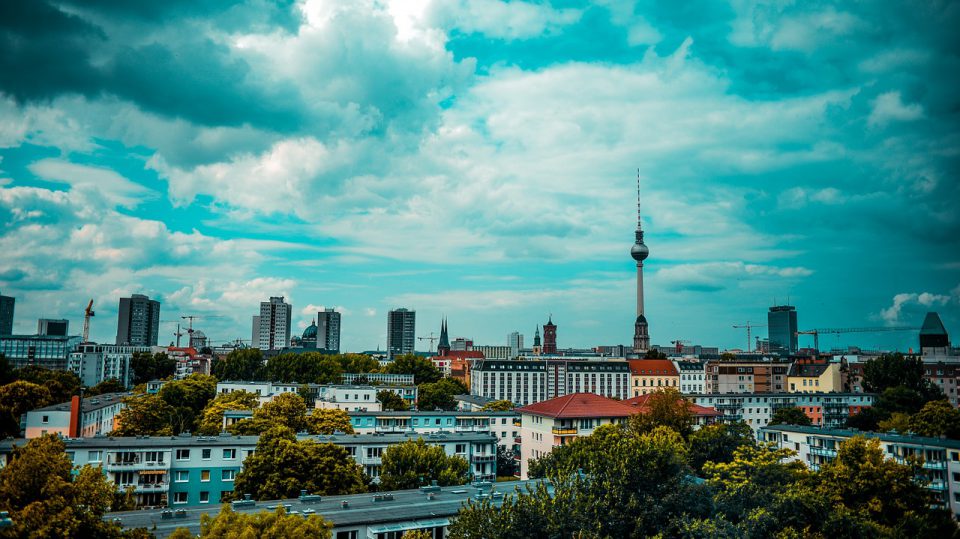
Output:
top-left (0, 1), bottom-right (957, 352)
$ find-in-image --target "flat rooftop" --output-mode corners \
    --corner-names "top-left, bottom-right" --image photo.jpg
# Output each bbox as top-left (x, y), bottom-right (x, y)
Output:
top-left (30, 392), bottom-right (131, 414)
top-left (107, 479), bottom-right (549, 538)
top-left (760, 424), bottom-right (960, 450)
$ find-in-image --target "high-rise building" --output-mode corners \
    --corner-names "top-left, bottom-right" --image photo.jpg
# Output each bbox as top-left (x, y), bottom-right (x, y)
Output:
top-left (920, 312), bottom-right (951, 356)
top-left (38, 318), bottom-right (69, 336)
top-left (116, 294), bottom-right (161, 346)
top-left (768, 305), bottom-right (798, 355)
top-left (0, 291), bottom-right (14, 336)
top-left (508, 332), bottom-right (523, 359)
top-left (251, 316), bottom-right (261, 346)
top-left (255, 297), bottom-right (292, 351)
top-left (542, 316), bottom-right (557, 354)
top-left (631, 174), bottom-right (650, 353)
top-left (317, 308), bottom-right (341, 352)
top-left (387, 308), bottom-right (416, 360)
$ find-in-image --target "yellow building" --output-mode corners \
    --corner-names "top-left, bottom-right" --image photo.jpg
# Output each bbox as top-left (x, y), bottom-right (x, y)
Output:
top-left (787, 361), bottom-right (842, 393)
top-left (627, 360), bottom-right (679, 397)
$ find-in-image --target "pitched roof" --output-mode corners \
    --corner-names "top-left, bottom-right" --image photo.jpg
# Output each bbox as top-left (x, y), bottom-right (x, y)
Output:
top-left (624, 394), bottom-right (721, 417)
top-left (788, 363), bottom-right (831, 377)
top-left (627, 359), bottom-right (678, 376)
top-left (920, 312), bottom-right (948, 337)
top-left (517, 393), bottom-right (638, 419)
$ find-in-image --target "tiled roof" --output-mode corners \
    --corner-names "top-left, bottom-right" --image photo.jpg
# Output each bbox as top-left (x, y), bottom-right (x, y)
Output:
top-left (627, 359), bottom-right (678, 376)
top-left (788, 363), bottom-right (830, 377)
top-left (624, 394), bottom-right (722, 417)
top-left (517, 393), bottom-right (638, 419)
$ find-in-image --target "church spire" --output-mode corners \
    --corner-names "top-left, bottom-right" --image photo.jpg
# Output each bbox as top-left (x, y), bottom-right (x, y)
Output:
top-left (437, 317), bottom-right (450, 356)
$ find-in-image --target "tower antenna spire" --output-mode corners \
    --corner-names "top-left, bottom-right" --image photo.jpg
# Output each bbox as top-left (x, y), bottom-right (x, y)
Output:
top-left (637, 168), bottom-right (642, 228)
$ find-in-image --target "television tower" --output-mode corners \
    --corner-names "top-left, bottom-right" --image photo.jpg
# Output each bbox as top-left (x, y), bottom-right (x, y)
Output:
top-left (631, 171), bottom-right (650, 353)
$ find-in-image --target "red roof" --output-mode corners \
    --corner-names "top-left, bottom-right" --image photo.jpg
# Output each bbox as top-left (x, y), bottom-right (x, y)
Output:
top-left (517, 393), bottom-right (639, 419)
top-left (436, 351), bottom-right (485, 359)
top-left (624, 394), bottom-right (721, 417)
top-left (627, 359), bottom-right (678, 377)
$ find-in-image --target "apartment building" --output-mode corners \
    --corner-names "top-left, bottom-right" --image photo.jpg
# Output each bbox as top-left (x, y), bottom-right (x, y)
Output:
top-left (704, 360), bottom-right (791, 394)
top-left (675, 360), bottom-right (707, 394)
top-left (68, 343), bottom-right (152, 388)
top-left (627, 359), bottom-right (679, 397)
top-left (471, 359), bottom-right (630, 406)
top-left (760, 425), bottom-right (960, 519)
top-left (786, 359), bottom-right (844, 393)
top-left (349, 410), bottom-right (519, 456)
top-left (517, 393), bottom-right (638, 479)
top-left (23, 392), bottom-right (129, 438)
top-left (688, 392), bottom-right (875, 432)
top-left (215, 381), bottom-right (417, 409)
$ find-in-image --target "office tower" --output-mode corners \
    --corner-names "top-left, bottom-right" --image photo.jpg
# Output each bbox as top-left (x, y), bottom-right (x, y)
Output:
top-left (317, 308), bottom-right (341, 352)
top-left (768, 305), bottom-right (798, 355)
top-left (508, 331), bottom-right (523, 358)
top-left (116, 294), bottom-right (161, 346)
top-left (256, 297), bottom-right (292, 351)
top-left (38, 318), bottom-right (69, 336)
top-left (387, 308), bottom-right (416, 360)
top-left (542, 316), bottom-right (557, 354)
top-left (630, 174), bottom-right (650, 353)
top-left (920, 312), bottom-right (950, 356)
top-left (251, 316), bottom-right (261, 347)
top-left (0, 291), bottom-right (13, 335)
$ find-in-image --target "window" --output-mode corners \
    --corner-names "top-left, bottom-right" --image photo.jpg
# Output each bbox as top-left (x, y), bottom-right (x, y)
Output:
top-left (199, 491), bottom-right (210, 503)
top-left (88, 450), bottom-right (102, 462)
top-left (173, 492), bottom-right (188, 504)
top-left (202, 448), bottom-right (211, 460)
top-left (223, 449), bottom-right (237, 459)
top-left (201, 470), bottom-right (210, 482)
top-left (176, 471), bottom-right (189, 482)
top-left (222, 469), bottom-right (237, 481)
top-left (455, 443), bottom-right (466, 454)
top-left (176, 449), bottom-right (190, 460)
top-left (41, 415), bottom-right (49, 424)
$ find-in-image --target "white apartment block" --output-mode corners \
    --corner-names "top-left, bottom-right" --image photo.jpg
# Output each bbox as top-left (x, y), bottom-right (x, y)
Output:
top-left (689, 392), bottom-right (876, 433)
top-left (471, 359), bottom-right (631, 406)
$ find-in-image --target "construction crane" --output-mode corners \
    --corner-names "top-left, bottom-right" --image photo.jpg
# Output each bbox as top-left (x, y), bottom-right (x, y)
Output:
top-left (181, 314), bottom-right (225, 334)
top-left (671, 339), bottom-right (690, 354)
top-left (732, 322), bottom-right (767, 353)
top-left (82, 299), bottom-right (95, 343)
top-left (796, 326), bottom-right (920, 352)
top-left (418, 332), bottom-right (438, 352)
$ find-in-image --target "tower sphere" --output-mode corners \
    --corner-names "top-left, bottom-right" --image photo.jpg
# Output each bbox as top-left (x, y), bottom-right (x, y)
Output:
top-left (631, 242), bottom-right (649, 261)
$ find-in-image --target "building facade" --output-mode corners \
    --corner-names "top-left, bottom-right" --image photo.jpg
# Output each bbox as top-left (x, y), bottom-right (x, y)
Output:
top-left (542, 317), bottom-right (557, 354)
top-left (387, 308), bottom-right (416, 360)
top-left (68, 343), bottom-right (153, 388)
top-left (317, 308), bottom-right (342, 353)
top-left (470, 359), bottom-right (631, 406)
top-left (24, 392), bottom-right (128, 438)
top-left (474, 345), bottom-right (510, 360)
top-left (786, 359), bottom-right (843, 393)
top-left (627, 359), bottom-right (679, 396)
top-left (116, 294), bottom-right (161, 346)
top-left (37, 318), bottom-right (69, 336)
top-left (349, 410), bottom-right (519, 457)
top-left (0, 334), bottom-right (81, 370)
top-left (704, 359), bottom-right (791, 394)
top-left (508, 332), bottom-right (523, 359)
top-left (675, 360), bottom-right (707, 394)
top-left (518, 393), bottom-right (638, 479)
top-left (688, 392), bottom-right (875, 432)
top-left (253, 297), bottom-right (292, 351)
top-left (0, 291), bottom-right (14, 336)
top-left (760, 424), bottom-right (960, 519)
top-left (767, 305), bottom-right (798, 355)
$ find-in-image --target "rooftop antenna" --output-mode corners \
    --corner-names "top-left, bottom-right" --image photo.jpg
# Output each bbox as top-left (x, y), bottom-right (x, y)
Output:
top-left (636, 168), bottom-right (642, 228)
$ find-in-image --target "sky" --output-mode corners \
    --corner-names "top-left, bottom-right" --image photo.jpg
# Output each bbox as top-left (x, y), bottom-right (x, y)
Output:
top-left (1, 0), bottom-right (958, 353)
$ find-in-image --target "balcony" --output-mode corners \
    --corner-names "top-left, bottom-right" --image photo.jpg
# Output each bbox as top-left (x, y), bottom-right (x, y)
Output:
top-left (359, 456), bottom-right (382, 466)
top-left (809, 446), bottom-right (837, 457)
top-left (714, 402), bottom-right (742, 410)
top-left (928, 481), bottom-right (947, 491)
top-left (471, 454), bottom-right (496, 463)
top-left (923, 460), bottom-right (947, 470)
top-left (551, 427), bottom-right (578, 435)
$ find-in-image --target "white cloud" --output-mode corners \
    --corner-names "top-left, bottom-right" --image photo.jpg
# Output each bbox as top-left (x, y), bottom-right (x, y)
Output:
top-left (28, 159), bottom-right (156, 209)
top-left (879, 289), bottom-right (957, 324)
top-left (426, 0), bottom-right (582, 40)
top-left (869, 91), bottom-right (924, 127)
top-left (656, 262), bottom-right (813, 292)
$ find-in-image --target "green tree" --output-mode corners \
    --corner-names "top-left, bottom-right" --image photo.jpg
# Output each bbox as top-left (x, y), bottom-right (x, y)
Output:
top-left (496, 444), bottom-right (518, 478)
top-left (0, 381), bottom-right (54, 437)
top-left (384, 354), bottom-right (442, 384)
top-left (130, 352), bottom-right (176, 385)
top-left (814, 436), bottom-right (957, 536)
top-left (401, 530), bottom-right (433, 539)
top-left (644, 348), bottom-right (668, 359)
top-left (878, 412), bottom-right (912, 434)
top-left (0, 435), bottom-right (139, 538)
top-left (158, 374), bottom-right (218, 433)
top-left (232, 426), bottom-right (367, 500)
top-left (0, 354), bottom-right (12, 385)
top-left (171, 505), bottom-right (332, 538)
top-left (307, 408), bottom-right (354, 434)
top-left (687, 421), bottom-right (755, 474)
top-left (862, 353), bottom-right (939, 397)
top-left (212, 348), bottom-right (264, 381)
top-left (768, 406), bottom-right (813, 426)
top-left (627, 388), bottom-right (694, 438)
top-left (480, 400), bottom-right (514, 412)
top-left (86, 377), bottom-right (127, 396)
top-left (377, 389), bottom-right (410, 411)
top-left (196, 390), bottom-right (259, 435)
top-left (379, 438), bottom-right (470, 490)
top-left (232, 392), bottom-right (310, 435)
top-left (417, 378), bottom-right (468, 411)
top-left (111, 393), bottom-right (176, 436)
top-left (11, 365), bottom-right (80, 403)
top-left (908, 399), bottom-right (960, 439)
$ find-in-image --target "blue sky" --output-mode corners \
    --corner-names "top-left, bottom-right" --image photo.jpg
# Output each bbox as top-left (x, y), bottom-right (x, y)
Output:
top-left (1, 0), bottom-right (958, 353)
